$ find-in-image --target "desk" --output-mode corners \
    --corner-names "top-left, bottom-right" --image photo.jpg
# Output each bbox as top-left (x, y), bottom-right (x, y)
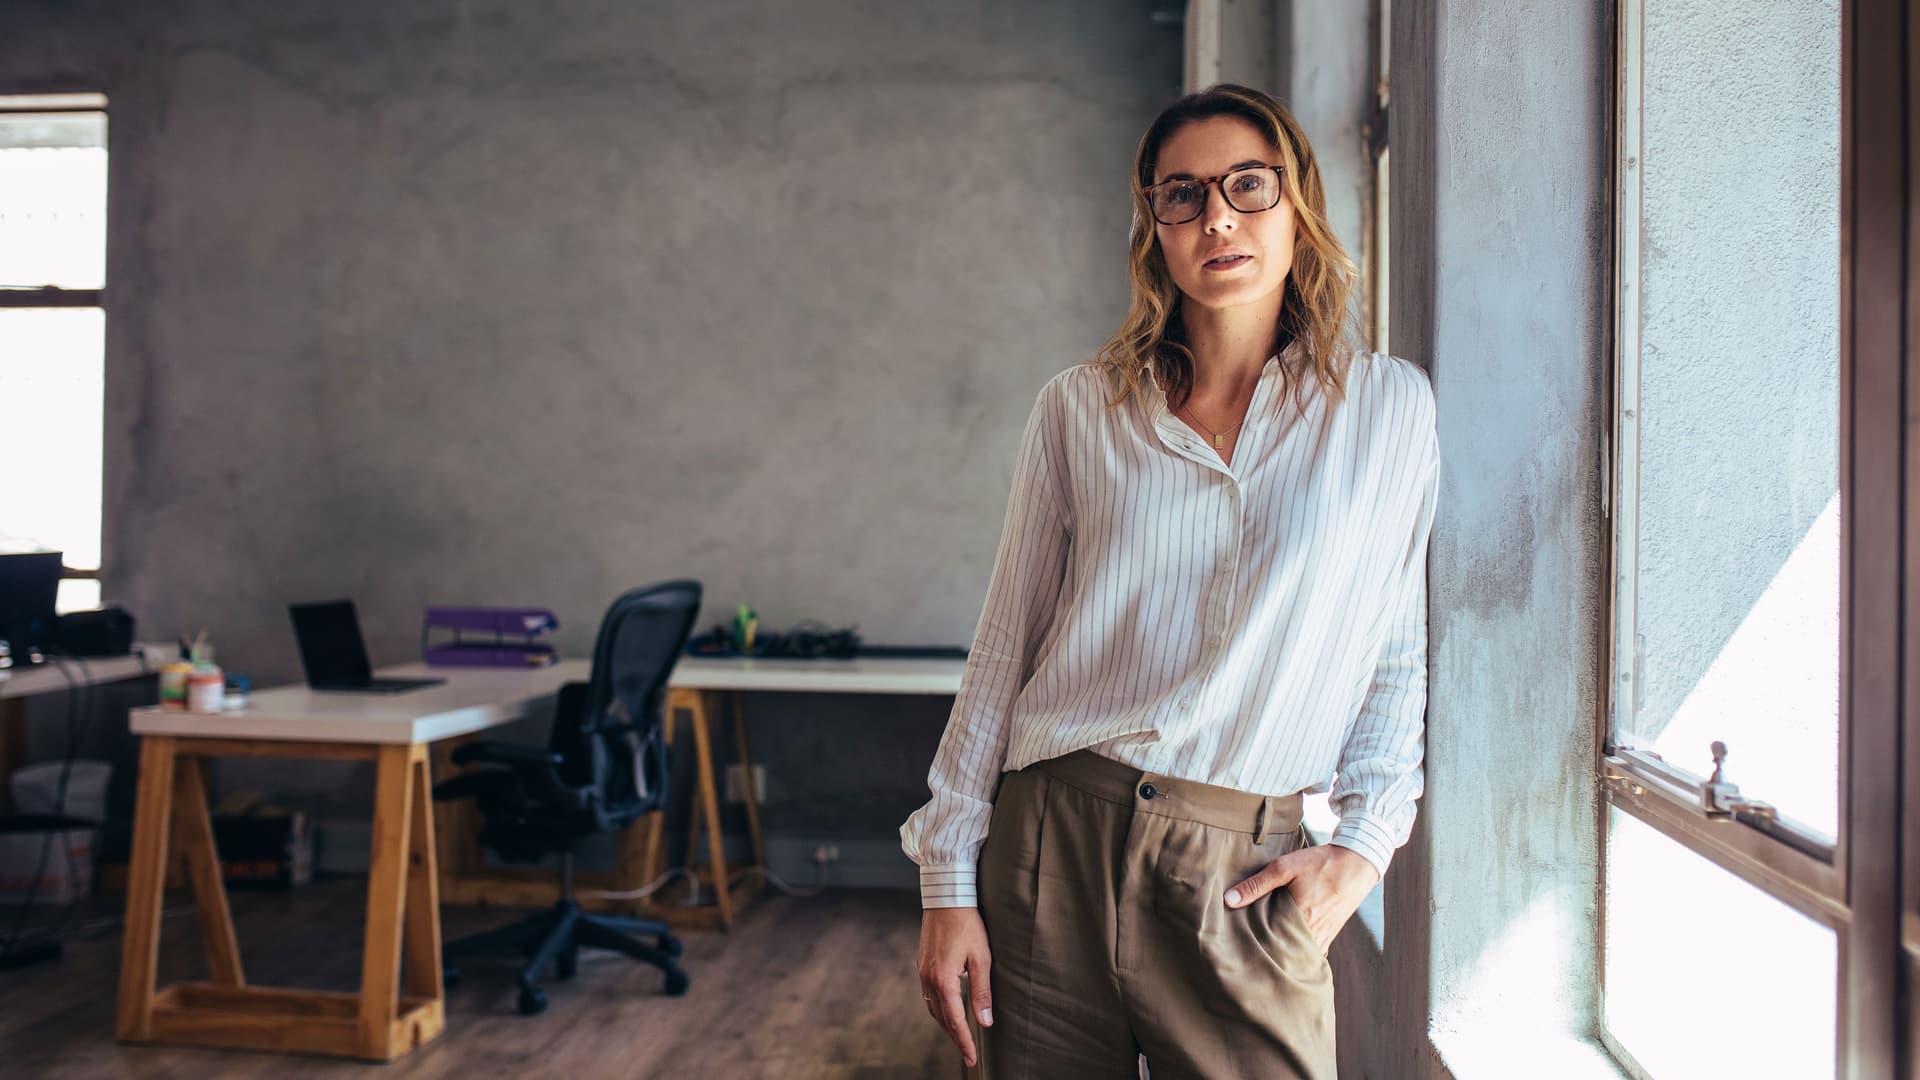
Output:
top-left (115, 662), bottom-right (576, 1061)
top-left (0, 644), bottom-right (171, 813)
top-left (644, 657), bottom-right (964, 929)
top-left (433, 657), bottom-right (965, 931)
top-left (113, 654), bottom-right (966, 1060)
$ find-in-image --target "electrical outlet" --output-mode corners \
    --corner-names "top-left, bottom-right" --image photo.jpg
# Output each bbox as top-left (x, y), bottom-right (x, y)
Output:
top-left (723, 763), bottom-right (766, 804)
top-left (811, 843), bottom-right (841, 864)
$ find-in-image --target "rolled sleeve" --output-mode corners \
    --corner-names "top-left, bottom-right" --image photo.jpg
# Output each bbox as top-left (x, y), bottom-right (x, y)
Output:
top-left (918, 864), bottom-right (980, 909)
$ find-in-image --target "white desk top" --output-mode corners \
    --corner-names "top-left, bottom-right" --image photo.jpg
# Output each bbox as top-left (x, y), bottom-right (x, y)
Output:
top-left (129, 654), bottom-right (967, 745)
top-left (667, 655), bottom-right (965, 694)
top-left (130, 661), bottom-right (585, 745)
top-left (0, 642), bottom-right (173, 701)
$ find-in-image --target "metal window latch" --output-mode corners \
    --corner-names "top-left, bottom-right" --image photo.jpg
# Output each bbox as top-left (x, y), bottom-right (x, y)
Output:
top-left (1701, 740), bottom-right (1776, 819)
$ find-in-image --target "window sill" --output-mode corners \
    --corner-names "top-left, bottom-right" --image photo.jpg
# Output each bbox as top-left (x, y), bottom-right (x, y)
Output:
top-left (1433, 1029), bottom-right (1633, 1080)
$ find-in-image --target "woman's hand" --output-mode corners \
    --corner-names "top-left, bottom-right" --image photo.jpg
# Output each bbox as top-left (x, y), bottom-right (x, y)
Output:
top-left (917, 907), bottom-right (994, 1067)
top-left (1223, 843), bottom-right (1379, 954)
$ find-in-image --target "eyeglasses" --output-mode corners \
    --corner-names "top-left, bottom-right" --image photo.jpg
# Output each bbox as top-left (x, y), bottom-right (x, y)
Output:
top-left (1143, 165), bottom-right (1286, 225)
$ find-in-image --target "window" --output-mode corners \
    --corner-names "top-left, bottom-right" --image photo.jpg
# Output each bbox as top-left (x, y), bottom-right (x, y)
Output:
top-left (0, 94), bottom-right (107, 613)
top-left (1597, 0), bottom-right (1909, 1076)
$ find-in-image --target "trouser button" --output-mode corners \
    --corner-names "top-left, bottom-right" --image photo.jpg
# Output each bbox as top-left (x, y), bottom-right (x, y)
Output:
top-left (1139, 782), bottom-right (1157, 800)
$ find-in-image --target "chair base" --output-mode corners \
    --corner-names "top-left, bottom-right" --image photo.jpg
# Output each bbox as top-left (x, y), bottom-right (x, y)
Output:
top-left (443, 898), bottom-right (689, 1015)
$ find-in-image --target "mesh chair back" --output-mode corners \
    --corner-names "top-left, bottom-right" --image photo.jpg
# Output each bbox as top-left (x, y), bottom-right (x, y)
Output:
top-left (549, 580), bottom-right (701, 826)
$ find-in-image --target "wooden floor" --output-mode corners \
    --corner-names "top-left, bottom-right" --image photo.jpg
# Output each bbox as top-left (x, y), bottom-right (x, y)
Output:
top-left (0, 879), bottom-right (958, 1078)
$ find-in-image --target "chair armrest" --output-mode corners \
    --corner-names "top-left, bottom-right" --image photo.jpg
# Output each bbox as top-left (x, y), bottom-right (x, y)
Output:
top-left (450, 740), bottom-right (564, 768)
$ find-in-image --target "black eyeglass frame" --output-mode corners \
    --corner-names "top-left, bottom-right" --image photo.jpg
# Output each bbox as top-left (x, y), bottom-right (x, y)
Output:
top-left (1142, 165), bottom-right (1288, 225)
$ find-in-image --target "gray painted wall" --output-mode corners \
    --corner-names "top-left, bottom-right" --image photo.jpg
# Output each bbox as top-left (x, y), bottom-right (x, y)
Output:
top-left (1379, 0), bottom-right (1617, 1076)
top-left (0, 0), bottom-right (1180, 871)
top-left (1273, 0), bottom-right (1374, 336)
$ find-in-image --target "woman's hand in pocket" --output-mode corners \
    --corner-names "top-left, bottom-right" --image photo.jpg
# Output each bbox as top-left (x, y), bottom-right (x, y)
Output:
top-left (917, 907), bottom-right (994, 1067)
top-left (1222, 844), bottom-right (1379, 954)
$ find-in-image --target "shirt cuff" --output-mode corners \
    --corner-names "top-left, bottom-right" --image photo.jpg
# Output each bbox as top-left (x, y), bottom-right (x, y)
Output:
top-left (1328, 814), bottom-right (1397, 880)
top-left (919, 863), bottom-right (979, 908)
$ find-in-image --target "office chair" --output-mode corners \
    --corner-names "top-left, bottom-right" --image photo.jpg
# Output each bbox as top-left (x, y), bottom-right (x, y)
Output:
top-left (434, 580), bottom-right (701, 1015)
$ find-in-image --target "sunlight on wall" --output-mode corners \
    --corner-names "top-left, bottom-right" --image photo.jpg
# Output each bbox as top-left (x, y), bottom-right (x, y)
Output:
top-left (1650, 494), bottom-right (1839, 838)
top-left (1436, 889), bottom-right (1583, 1039)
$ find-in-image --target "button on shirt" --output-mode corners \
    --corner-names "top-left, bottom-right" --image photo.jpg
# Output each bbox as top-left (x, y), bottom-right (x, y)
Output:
top-left (900, 346), bottom-right (1442, 908)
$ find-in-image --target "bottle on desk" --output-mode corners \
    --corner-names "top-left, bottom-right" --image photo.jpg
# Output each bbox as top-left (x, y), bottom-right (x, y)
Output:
top-left (158, 659), bottom-right (194, 710)
top-left (186, 648), bottom-right (224, 714)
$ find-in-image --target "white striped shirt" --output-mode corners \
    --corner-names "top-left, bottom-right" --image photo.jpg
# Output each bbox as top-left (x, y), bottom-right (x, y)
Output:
top-left (900, 344), bottom-right (1440, 908)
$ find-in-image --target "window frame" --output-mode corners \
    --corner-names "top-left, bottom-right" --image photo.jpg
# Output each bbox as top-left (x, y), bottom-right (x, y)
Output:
top-left (1903, 0), bottom-right (1920, 1045)
top-left (1599, 0), bottom-right (1905, 1075)
top-left (1850, 0), bottom-right (1905, 1069)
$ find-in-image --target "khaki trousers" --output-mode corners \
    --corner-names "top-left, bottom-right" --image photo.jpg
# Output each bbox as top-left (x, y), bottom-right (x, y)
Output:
top-left (965, 749), bottom-right (1335, 1080)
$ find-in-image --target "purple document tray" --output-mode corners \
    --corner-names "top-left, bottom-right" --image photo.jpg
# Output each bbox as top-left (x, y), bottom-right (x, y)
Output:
top-left (421, 606), bottom-right (560, 668)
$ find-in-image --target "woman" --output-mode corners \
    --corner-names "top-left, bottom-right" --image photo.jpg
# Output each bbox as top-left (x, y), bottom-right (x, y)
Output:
top-left (900, 83), bottom-right (1440, 1079)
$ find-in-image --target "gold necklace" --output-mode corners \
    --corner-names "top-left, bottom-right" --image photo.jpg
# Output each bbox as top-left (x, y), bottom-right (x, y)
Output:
top-left (1179, 405), bottom-right (1246, 449)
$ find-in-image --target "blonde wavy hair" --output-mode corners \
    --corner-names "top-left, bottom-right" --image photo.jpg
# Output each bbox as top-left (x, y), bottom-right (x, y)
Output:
top-left (1094, 83), bottom-right (1363, 416)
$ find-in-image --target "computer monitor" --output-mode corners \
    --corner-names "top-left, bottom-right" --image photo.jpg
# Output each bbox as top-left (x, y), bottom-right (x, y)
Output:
top-left (0, 551), bottom-right (63, 665)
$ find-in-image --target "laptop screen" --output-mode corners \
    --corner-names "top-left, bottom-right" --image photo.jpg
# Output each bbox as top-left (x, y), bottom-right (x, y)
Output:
top-left (289, 600), bottom-right (374, 686)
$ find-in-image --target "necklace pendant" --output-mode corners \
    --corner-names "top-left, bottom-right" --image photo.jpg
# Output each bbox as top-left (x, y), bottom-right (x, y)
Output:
top-left (1214, 433), bottom-right (1226, 449)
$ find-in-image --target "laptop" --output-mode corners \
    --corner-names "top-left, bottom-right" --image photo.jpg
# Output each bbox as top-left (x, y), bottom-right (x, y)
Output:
top-left (289, 600), bottom-right (445, 693)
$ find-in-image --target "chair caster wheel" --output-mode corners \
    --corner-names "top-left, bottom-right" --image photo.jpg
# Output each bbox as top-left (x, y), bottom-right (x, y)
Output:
top-left (663, 969), bottom-right (690, 997)
top-left (517, 986), bottom-right (548, 1015)
top-left (442, 965), bottom-right (462, 988)
top-left (658, 936), bottom-right (682, 958)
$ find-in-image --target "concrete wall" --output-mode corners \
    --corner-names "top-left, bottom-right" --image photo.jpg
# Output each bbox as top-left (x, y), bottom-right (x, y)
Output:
top-left (1631, 0), bottom-right (1841, 835)
top-left (1381, 0), bottom-right (1618, 1076)
top-left (1273, 0), bottom-right (1374, 337)
top-left (1185, 0), bottom-right (1274, 93)
top-left (0, 0), bottom-right (1180, 873)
